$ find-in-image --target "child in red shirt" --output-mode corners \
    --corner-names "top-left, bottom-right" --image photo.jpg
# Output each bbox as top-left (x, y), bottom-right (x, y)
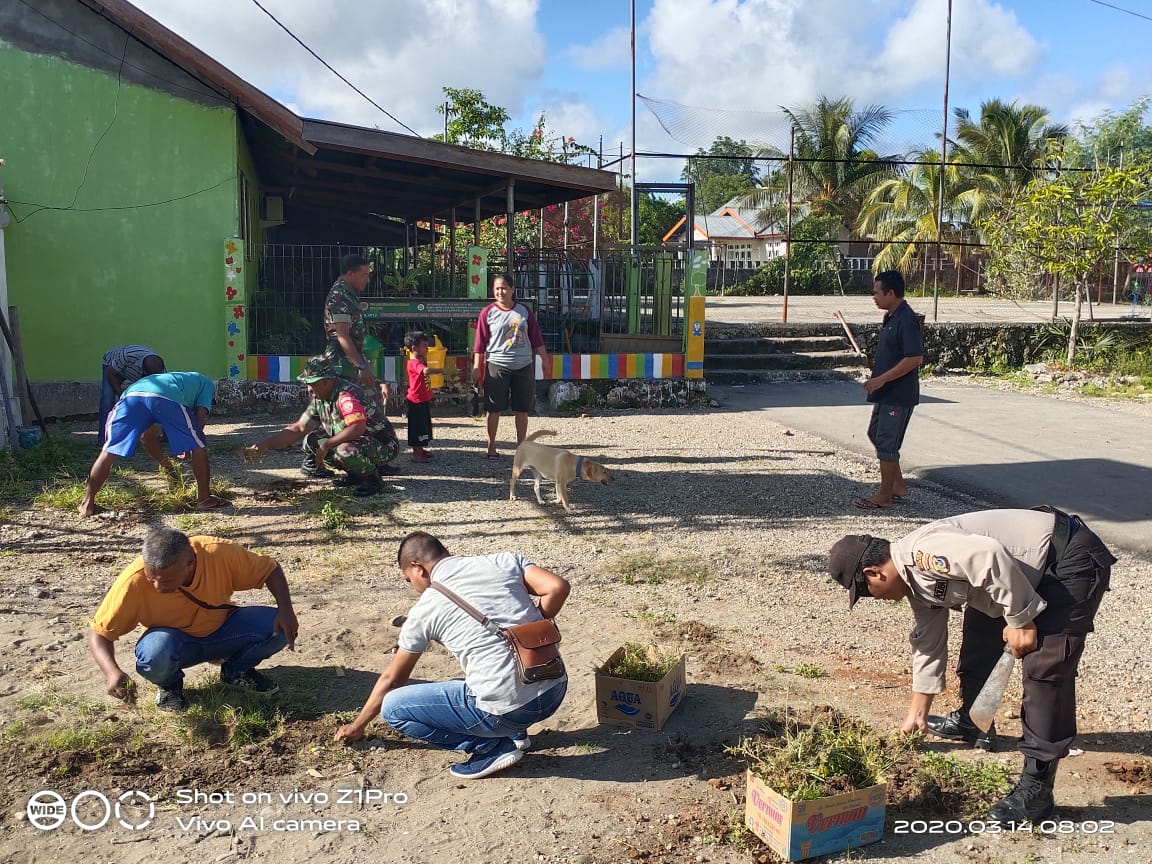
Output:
top-left (404, 332), bottom-right (434, 462)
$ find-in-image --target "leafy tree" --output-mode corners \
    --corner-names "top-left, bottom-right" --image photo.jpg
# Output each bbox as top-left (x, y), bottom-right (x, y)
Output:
top-left (1064, 98), bottom-right (1152, 169)
top-left (951, 99), bottom-right (1068, 225)
top-left (682, 136), bottom-right (760, 212)
top-left (980, 163), bottom-right (1152, 364)
top-left (732, 215), bottom-right (842, 296)
top-left (434, 87), bottom-right (511, 151)
top-left (638, 193), bottom-right (685, 245)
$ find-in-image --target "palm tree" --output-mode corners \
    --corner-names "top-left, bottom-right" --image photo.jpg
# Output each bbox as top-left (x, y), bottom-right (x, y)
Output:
top-left (856, 150), bottom-right (972, 276)
top-left (951, 99), bottom-right (1068, 225)
top-left (777, 96), bottom-right (899, 229)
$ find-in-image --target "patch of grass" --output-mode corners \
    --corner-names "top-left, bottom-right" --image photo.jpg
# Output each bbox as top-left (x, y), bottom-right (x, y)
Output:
top-left (913, 752), bottom-right (1011, 818)
top-left (613, 551), bottom-right (710, 586)
top-left (207, 435), bottom-right (249, 456)
top-left (602, 642), bottom-right (682, 683)
top-left (572, 741), bottom-right (607, 754)
top-left (40, 723), bottom-right (130, 753)
top-left (624, 610), bottom-right (678, 627)
top-left (319, 501), bottom-right (352, 533)
top-left (35, 469), bottom-right (232, 514)
top-left (793, 663), bottom-right (827, 679)
top-left (2, 719), bottom-right (29, 738)
top-left (0, 505), bottom-right (13, 523)
top-left (0, 437), bottom-right (93, 506)
top-left (172, 682), bottom-right (286, 748)
top-left (729, 707), bottom-right (916, 801)
top-left (701, 809), bottom-right (756, 849)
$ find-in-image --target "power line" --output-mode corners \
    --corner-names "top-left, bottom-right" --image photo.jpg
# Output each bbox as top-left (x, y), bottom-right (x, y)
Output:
top-left (1088, 0), bottom-right (1152, 23)
top-left (248, 0), bottom-right (421, 136)
top-left (8, 178), bottom-right (234, 224)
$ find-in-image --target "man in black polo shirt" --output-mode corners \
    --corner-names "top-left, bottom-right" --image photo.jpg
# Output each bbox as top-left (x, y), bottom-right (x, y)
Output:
top-left (856, 270), bottom-right (922, 510)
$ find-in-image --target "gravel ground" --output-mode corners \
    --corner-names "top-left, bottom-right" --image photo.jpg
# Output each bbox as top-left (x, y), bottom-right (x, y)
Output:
top-left (0, 398), bottom-right (1148, 863)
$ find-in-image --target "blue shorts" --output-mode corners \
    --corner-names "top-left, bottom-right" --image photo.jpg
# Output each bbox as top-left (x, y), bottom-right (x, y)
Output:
top-left (867, 403), bottom-right (914, 462)
top-left (104, 394), bottom-right (205, 457)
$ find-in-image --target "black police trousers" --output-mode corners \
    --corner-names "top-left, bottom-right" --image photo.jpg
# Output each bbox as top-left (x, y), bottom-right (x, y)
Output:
top-left (955, 521), bottom-right (1114, 761)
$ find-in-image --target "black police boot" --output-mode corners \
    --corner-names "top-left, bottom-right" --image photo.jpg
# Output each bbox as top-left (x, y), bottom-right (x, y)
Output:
top-left (926, 710), bottom-right (996, 751)
top-left (301, 454), bottom-right (334, 478)
top-left (352, 472), bottom-right (382, 498)
top-left (988, 756), bottom-right (1059, 823)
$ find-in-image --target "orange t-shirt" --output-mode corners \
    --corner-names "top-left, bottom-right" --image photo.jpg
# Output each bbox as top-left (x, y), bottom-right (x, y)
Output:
top-left (90, 537), bottom-right (278, 640)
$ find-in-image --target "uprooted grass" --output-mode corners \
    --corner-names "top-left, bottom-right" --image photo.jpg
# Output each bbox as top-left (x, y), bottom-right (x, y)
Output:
top-left (726, 706), bottom-right (1009, 819)
top-left (728, 707), bottom-right (911, 801)
top-left (601, 642), bottom-right (683, 682)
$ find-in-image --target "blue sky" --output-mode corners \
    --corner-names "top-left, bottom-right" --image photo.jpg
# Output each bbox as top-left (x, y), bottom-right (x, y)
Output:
top-left (130, 0), bottom-right (1152, 172)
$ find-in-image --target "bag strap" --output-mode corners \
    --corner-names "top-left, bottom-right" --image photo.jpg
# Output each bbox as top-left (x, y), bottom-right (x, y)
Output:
top-left (178, 588), bottom-right (238, 612)
top-left (428, 582), bottom-right (502, 637)
top-left (1031, 505), bottom-right (1074, 574)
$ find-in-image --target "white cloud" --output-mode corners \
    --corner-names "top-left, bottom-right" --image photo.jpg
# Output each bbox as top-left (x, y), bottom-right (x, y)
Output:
top-left (131, 0), bottom-right (546, 135)
top-left (568, 26), bottom-right (631, 71)
top-left (873, 0), bottom-right (1040, 91)
top-left (530, 96), bottom-right (610, 156)
top-left (640, 0), bottom-right (1045, 150)
top-left (1018, 67), bottom-right (1152, 127)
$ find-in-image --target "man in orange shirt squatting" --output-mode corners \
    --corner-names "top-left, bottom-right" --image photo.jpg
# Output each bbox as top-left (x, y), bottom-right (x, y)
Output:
top-left (87, 526), bottom-right (299, 711)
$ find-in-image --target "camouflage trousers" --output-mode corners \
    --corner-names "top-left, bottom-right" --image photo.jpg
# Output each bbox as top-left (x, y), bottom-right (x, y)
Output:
top-left (304, 430), bottom-right (398, 479)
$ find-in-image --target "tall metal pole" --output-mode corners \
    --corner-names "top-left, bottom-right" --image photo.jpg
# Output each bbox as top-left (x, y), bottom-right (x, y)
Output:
top-left (782, 127), bottom-right (795, 323)
top-left (933, 0), bottom-right (952, 322)
top-left (629, 0), bottom-right (638, 252)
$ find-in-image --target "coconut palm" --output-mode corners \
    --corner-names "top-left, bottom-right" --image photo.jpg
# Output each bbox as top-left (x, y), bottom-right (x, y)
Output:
top-left (951, 99), bottom-right (1069, 224)
top-left (856, 150), bottom-right (973, 274)
top-left (777, 96), bottom-right (899, 228)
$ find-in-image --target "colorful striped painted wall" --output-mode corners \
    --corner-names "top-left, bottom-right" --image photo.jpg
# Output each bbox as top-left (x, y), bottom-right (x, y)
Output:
top-left (247, 353), bottom-right (688, 383)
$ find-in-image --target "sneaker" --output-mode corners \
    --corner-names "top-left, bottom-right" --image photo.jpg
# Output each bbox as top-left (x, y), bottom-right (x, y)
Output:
top-left (511, 732), bottom-right (532, 752)
top-left (450, 739), bottom-right (524, 780)
top-left (332, 474), bottom-right (359, 487)
top-left (221, 669), bottom-right (280, 695)
top-left (156, 686), bottom-right (187, 712)
top-left (352, 473), bottom-right (382, 497)
top-left (926, 711), bottom-right (996, 751)
top-left (301, 455), bottom-right (334, 478)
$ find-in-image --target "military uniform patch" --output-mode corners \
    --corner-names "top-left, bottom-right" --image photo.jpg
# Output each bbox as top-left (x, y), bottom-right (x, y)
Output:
top-left (914, 549), bottom-right (951, 575)
top-left (933, 578), bottom-right (948, 600)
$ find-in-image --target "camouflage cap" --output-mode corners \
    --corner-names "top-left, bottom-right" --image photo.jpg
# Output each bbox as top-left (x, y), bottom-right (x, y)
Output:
top-left (297, 356), bottom-right (338, 384)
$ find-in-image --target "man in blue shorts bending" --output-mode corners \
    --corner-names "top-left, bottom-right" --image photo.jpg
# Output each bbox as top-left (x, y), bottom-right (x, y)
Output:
top-left (79, 371), bottom-right (227, 516)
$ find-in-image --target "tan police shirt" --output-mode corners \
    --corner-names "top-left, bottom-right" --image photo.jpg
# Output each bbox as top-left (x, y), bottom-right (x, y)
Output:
top-left (889, 509), bottom-right (1055, 694)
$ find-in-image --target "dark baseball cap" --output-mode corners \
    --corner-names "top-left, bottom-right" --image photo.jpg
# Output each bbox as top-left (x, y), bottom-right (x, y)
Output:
top-left (828, 534), bottom-right (875, 609)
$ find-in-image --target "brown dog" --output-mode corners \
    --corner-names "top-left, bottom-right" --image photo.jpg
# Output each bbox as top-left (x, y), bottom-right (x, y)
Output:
top-left (509, 430), bottom-right (615, 511)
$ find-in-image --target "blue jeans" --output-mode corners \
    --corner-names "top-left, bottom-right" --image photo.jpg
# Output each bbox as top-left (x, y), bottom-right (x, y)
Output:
top-left (98, 366), bottom-right (117, 447)
top-left (381, 677), bottom-right (567, 755)
top-left (134, 606), bottom-right (288, 690)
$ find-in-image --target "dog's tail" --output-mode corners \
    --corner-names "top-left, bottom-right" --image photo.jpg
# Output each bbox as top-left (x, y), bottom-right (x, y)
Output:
top-left (524, 430), bottom-right (557, 443)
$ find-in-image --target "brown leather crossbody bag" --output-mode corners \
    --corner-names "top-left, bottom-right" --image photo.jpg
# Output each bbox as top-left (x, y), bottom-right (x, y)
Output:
top-left (429, 582), bottom-right (565, 685)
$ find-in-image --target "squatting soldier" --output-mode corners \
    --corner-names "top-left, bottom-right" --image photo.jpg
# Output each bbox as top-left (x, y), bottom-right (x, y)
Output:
top-left (245, 357), bottom-right (399, 497)
top-left (827, 507), bottom-right (1113, 824)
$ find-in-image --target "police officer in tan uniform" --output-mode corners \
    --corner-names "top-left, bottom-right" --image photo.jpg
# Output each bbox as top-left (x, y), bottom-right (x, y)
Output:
top-left (828, 507), bottom-right (1113, 824)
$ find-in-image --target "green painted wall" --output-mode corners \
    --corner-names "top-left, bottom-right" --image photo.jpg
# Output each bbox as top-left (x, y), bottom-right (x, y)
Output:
top-left (1, 45), bottom-right (239, 381)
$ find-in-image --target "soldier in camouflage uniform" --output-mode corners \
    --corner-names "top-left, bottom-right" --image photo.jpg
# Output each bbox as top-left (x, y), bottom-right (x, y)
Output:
top-left (244, 357), bottom-right (399, 497)
top-left (323, 255), bottom-right (370, 380)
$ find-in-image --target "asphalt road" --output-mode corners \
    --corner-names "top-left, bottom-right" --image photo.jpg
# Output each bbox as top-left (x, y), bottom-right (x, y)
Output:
top-left (712, 379), bottom-right (1152, 557)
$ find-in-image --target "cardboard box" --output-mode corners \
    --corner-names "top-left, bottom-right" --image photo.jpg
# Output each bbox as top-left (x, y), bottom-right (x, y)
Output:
top-left (594, 647), bottom-right (686, 731)
top-left (744, 770), bottom-right (886, 861)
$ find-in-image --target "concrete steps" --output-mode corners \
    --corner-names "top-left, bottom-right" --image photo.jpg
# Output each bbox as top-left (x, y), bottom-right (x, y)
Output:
top-left (705, 325), bottom-right (867, 384)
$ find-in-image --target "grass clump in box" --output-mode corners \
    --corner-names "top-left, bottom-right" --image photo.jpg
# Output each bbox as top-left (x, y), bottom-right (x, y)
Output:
top-left (602, 642), bottom-right (682, 682)
top-left (729, 707), bottom-right (912, 800)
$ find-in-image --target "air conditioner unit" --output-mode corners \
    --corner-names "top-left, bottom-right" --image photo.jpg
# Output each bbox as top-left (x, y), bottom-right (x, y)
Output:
top-left (262, 195), bottom-right (284, 222)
